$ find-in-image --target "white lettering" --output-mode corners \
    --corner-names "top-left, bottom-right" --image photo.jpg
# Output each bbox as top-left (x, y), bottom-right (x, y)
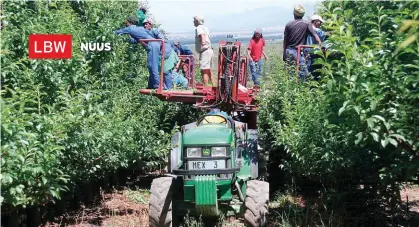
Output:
top-left (80, 43), bottom-right (89, 51)
top-left (89, 42), bottom-right (96, 51)
top-left (96, 43), bottom-right (104, 51)
top-left (54, 41), bottom-right (66, 53)
top-left (44, 41), bottom-right (52, 53)
top-left (34, 41), bottom-right (42, 53)
top-left (104, 43), bottom-right (111, 51)
top-left (80, 42), bottom-right (112, 52)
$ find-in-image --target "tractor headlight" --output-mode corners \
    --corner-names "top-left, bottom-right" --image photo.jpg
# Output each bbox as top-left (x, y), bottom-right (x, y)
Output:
top-left (186, 148), bottom-right (202, 157)
top-left (211, 147), bottom-right (227, 157)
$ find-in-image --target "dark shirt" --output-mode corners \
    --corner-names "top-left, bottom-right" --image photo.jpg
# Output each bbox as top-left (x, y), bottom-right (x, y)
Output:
top-left (284, 19), bottom-right (317, 49)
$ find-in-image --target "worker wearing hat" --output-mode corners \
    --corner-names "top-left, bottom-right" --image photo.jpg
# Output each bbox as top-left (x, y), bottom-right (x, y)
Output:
top-left (248, 28), bottom-right (268, 86)
top-left (305, 15), bottom-right (327, 80)
top-left (114, 16), bottom-right (162, 89)
top-left (306, 15), bottom-right (326, 45)
top-left (171, 41), bottom-right (195, 79)
top-left (142, 18), bottom-right (181, 90)
top-left (193, 15), bottom-right (215, 86)
top-left (137, 4), bottom-right (148, 26)
top-left (283, 5), bottom-right (322, 79)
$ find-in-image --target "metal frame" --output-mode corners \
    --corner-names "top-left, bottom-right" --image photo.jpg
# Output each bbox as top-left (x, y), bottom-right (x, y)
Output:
top-left (139, 40), bottom-right (259, 113)
top-left (178, 54), bottom-right (196, 88)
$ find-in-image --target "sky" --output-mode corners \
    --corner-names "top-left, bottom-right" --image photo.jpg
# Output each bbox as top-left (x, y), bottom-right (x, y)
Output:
top-left (145, 0), bottom-right (322, 33)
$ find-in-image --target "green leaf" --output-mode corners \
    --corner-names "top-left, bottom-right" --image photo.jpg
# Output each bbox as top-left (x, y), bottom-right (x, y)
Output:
top-left (354, 106), bottom-right (361, 115)
top-left (370, 132), bottom-right (379, 142)
top-left (41, 176), bottom-right (48, 185)
top-left (389, 134), bottom-right (406, 142)
top-left (381, 138), bottom-right (389, 148)
top-left (370, 100), bottom-right (377, 111)
top-left (355, 132), bottom-right (363, 145)
top-left (388, 138), bottom-right (398, 147)
top-left (372, 115), bottom-right (385, 122)
top-left (367, 118), bottom-right (374, 129)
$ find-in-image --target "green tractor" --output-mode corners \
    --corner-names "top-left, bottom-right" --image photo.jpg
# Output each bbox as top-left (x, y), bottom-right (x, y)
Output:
top-left (141, 38), bottom-right (268, 226)
top-left (149, 109), bottom-right (268, 227)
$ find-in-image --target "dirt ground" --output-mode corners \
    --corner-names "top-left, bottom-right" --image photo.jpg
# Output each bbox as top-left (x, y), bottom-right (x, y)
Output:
top-left (43, 183), bottom-right (419, 227)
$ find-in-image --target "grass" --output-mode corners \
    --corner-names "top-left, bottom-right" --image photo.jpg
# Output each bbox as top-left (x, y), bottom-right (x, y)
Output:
top-left (123, 188), bottom-right (150, 205)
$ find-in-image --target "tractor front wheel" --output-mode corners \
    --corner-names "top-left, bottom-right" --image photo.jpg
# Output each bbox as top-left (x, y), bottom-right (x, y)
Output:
top-left (244, 180), bottom-right (269, 227)
top-left (149, 177), bottom-right (174, 227)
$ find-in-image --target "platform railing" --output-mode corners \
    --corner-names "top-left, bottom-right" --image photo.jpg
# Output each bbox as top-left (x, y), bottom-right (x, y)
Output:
top-left (178, 55), bottom-right (196, 89)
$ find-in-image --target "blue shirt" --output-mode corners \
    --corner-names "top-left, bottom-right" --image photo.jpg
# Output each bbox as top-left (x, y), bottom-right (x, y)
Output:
top-left (147, 28), bottom-right (174, 58)
top-left (172, 44), bottom-right (193, 55)
top-left (306, 27), bottom-right (326, 45)
top-left (114, 25), bottom-right (155, 44)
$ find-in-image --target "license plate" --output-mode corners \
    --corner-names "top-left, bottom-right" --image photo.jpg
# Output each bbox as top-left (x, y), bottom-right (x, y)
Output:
top-left (188, 160), bottom-right (226, 170)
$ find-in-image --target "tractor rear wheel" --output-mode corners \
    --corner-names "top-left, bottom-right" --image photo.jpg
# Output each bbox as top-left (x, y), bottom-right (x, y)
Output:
top-left (149, 177), bottom-right (174, 227)
top-left (244, 180), bottom-right (269, 227)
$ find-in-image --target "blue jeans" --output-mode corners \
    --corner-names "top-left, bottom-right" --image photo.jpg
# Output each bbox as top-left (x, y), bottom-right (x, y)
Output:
top-left (147, 42), bottom-right (161, 89)
top-left (249, 59), bottom-right (263, 85)
top-left (163, 70), bottom-right (173, 90)
top-left (284, 47), bottom-right (308, 80)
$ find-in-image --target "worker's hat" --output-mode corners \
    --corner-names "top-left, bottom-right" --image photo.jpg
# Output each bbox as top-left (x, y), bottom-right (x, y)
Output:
top-left (293, 4), bottom-right (305, 17)
top-left (311, 15), bottom-right (324, 23)
top-left (143, 18), bottom-right (153, 25)
top-left (127, 16), bottom-right (139, 24)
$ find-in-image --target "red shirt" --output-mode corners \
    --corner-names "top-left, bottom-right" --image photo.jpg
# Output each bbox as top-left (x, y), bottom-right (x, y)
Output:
top-left (248, 38), bottom-right (265, 61)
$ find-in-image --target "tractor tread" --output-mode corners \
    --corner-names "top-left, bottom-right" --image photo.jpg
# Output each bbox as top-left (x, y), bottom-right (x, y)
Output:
top-left (244, 180), bottom-right (269, 227)
top-left (149, 177), bottom-right (173, 227)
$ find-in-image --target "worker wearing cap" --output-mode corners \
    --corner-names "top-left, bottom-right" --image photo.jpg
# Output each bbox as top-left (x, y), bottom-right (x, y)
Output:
top-left (172, 41), bottom-right (195, 79)
top-left (137, 5), bottom-right (148, 26)
top-left (283, 5), bottom-right (322, 79)
top-left (114, 16), bottom-right (161, 89)
top-left (305, 15), bottom-right (327, 79)
top-left (248, 28), bottom-right (268, 86)
top-left (193, 15), bottom-right (215, 86)
top-left (143, 18), bottom-right (179, 89)
top-left (307, 15), bottom-right (326, 45)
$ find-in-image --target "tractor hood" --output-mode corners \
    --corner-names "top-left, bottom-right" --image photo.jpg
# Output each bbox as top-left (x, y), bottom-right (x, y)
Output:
top-left (183, 124), bottom-right (233, 146)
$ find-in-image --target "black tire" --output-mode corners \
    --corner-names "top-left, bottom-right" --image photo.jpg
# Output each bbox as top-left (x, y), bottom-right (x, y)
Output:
top-left (149, 177), bottom-right (174, 227)
top-left (244, 180), bottom-right (269, 227)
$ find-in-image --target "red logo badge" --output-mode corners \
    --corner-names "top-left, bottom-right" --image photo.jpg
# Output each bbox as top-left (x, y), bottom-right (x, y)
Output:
top-left (29, 34), bottom-right (72, 59)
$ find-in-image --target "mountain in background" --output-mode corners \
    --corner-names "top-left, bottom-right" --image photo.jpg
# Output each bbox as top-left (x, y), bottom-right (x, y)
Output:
top-left (161, 5), bottom-right (315, 35)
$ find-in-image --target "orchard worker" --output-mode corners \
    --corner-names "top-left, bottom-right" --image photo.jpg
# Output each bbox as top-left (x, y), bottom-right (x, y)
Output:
top-left (172, 41), bottom-right (193, 56)
top-left (114, 16), bottom-right (161, 89)
top-left (137, 4), bottom-right (148, 26)
top-left (143, 18), bottom-right (179, 90)
top-left (305, 15), bottom-right (327, 80)
top-left (193, 15), bottom-right (215, 86)
top-left (247, 28), bottom-right (268, 86)
top-left (283, 5), bottom-right (322, 80)
top-left (172, 41), bottom-right (195, 79)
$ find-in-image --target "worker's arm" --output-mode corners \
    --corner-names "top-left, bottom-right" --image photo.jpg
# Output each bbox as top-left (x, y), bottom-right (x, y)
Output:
top-left (174, 59), bottom-right (182, 72)
top-left (247, 49), bottom-right (253, 62)
top-left (200, 34), bottom-right (207, 47)
top-left (152, 29), bottom-right (165, 40)
top-left (247, 40), bottom-right (253, 61)
top-left (262, 50), bottom-right (268, 60)
top-left (114, 26), bottom-right (132, 35)
top-left (283, 26), bottom-right (288, 60)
